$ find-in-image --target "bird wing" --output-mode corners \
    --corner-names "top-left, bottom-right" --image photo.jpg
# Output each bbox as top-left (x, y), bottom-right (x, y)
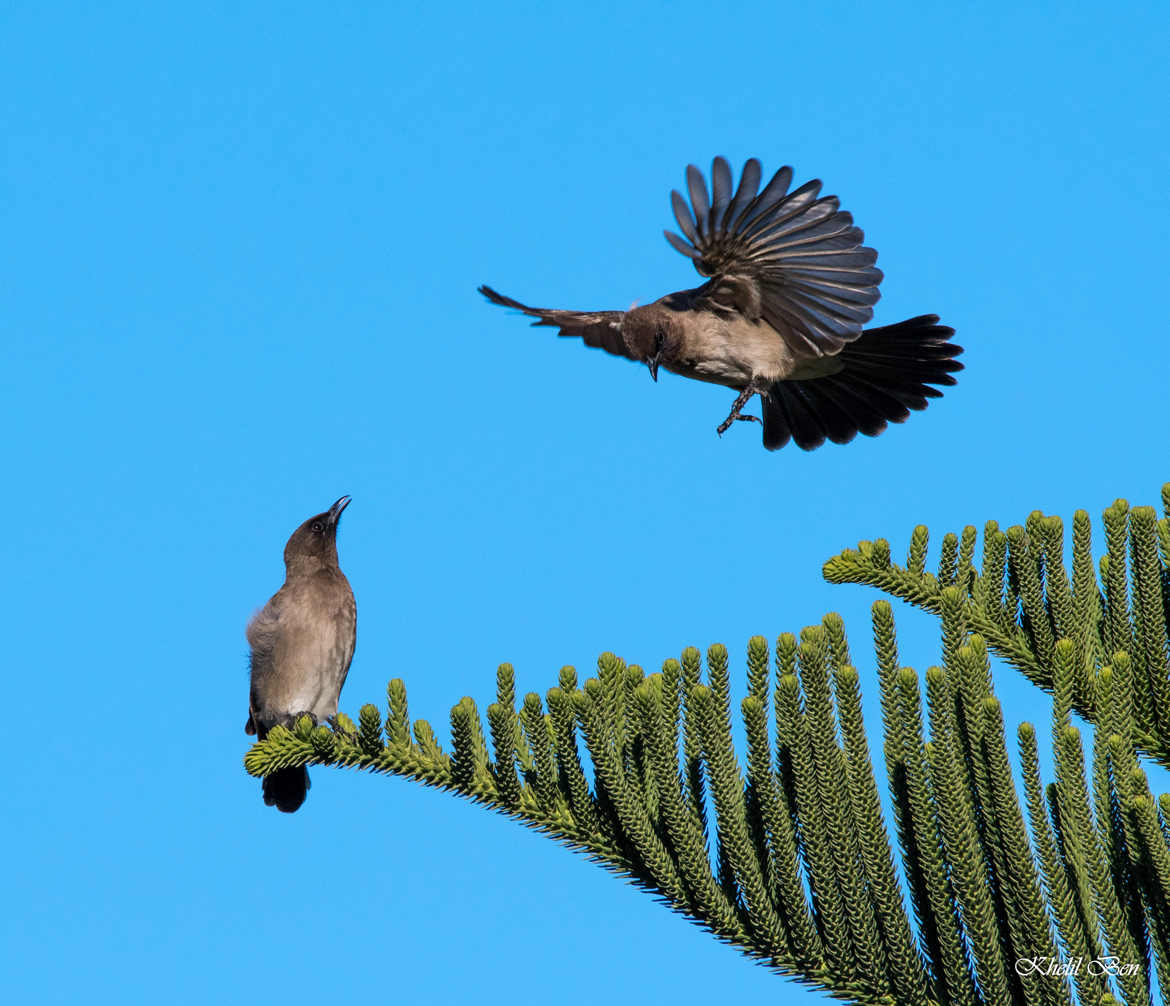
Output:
top-left (245, 591), bottom-right (284, 735)
top-left (479, 285), bottom-right (634, 361)
top-left (664, 157), bottom-right (882, 358)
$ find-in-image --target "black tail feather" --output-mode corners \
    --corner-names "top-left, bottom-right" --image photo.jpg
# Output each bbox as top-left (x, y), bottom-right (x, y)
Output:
top-left (262, 766), bottom-right (310, 814)
top-left (760, 315), bottom-right (962, 451)
top-left (761, 393), bottom-right (791, 450)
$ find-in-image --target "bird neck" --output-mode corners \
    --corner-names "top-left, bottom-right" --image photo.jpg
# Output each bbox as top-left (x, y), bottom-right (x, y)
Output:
top-left (284, 550), bottom-right (338, 577)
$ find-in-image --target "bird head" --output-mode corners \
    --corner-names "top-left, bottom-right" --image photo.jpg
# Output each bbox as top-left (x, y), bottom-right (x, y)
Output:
top-left (283, 495), bottom-right (351, 571)
top-left (623, 307), bottom-right (680, 383)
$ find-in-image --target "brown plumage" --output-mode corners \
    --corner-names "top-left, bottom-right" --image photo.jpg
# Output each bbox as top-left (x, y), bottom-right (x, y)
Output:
top-left (480, 156), bottom-right (962, 451)
top-left (245, 496), bottom-right (356, 813)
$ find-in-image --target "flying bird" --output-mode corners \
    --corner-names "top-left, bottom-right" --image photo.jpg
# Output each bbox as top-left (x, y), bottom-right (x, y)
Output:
top-left (480, 157), bottom-right (962, 451)
top-left (245, 496), bottom-right (356, 813)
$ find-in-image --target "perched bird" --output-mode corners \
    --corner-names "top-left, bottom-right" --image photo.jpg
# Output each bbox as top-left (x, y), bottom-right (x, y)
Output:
top-left (481, 156), bottom-right (962, 451)
top-left (245, 496), bottom-right (356, 813)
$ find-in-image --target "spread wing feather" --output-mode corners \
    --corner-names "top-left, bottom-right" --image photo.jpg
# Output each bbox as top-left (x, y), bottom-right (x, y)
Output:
top-left (478, 285), bottom-right (634, 361)
top-left (664, 157), bottom-right (883, 358)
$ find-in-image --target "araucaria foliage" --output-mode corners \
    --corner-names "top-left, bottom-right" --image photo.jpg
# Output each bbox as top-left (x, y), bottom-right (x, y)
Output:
top-left (247, 484), bottom-right (1170, 1005)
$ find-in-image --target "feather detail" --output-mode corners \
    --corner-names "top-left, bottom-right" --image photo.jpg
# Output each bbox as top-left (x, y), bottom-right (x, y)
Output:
top-left (664, 158), bottom-right (882, 358)
top-left (759, 314), bottom-right (963, 451)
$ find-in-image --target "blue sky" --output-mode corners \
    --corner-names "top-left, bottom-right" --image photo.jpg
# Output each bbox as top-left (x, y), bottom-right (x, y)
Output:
top-left (5, 2), bottom-right (1169, 1002)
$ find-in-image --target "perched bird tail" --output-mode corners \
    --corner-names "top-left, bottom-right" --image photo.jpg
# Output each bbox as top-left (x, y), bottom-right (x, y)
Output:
top-left (761, 315), bottom-right (963, 451)
top-left (262, 766), bottom-right (310, 814)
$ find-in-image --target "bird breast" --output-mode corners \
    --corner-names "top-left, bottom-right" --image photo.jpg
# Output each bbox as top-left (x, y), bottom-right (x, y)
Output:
top-left (249, 574), bottom-right (356, 723)
top-left (667, 314), bottom-right (805, 387)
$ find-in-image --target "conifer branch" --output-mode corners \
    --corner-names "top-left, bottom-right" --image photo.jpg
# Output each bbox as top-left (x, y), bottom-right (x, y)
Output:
top-left (245, 599), bottom-right (1170, 1004)
top-left (824, 483), bottom-right (1170, 769)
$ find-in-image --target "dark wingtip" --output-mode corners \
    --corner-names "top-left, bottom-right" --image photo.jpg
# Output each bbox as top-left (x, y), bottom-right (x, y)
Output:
top-left (664, 229), bottom-right (700, 258)
top-left (479, 285), bottom-right (530, 313)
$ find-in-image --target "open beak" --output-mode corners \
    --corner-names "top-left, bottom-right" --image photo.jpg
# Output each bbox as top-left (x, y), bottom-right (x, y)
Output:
top-left (327, 495), bottom-right (352, 525)
top-left (647, 357), bottom-right (660, 383)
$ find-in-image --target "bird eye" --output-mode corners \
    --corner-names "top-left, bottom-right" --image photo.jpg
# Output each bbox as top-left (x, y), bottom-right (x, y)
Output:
top-left (654, 328), bottom-right (666, 352)
top-left (311, 521), bottom-right (324, 533)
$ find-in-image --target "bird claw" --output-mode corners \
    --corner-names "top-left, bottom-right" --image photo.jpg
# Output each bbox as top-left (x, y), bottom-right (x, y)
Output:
top-left (326, 714), bottom-right (356, 739)
top-left (716, 387), bottom-right (761, 437)
top-left (717, 418), bottom-right (760, 437)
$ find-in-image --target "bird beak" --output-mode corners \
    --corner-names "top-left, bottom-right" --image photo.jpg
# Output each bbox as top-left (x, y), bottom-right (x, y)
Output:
top-left (328, 495), bottom-right (351, 525)
top-left (648, 357), bottom-right (660, 383)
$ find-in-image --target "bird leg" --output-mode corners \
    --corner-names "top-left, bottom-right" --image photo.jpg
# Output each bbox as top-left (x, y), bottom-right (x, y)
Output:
top-left (326, 714), bottom-right (358, 739)
top-left (716, 386), bottom-right (762, 436)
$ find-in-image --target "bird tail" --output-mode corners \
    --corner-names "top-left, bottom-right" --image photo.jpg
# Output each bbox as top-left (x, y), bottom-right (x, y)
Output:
top-left (761, 315), bottom-right (963, 451)
top-left (262, 766), bottom-right (310, 814)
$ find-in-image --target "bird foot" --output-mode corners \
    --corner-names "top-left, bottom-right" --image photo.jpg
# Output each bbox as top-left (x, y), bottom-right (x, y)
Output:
top-left (716, 415), bottom-right (762, 436)
top-left (326, 714), bottom-right (356, 738)
top-left (716, 387), bottom-right (761, 437)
